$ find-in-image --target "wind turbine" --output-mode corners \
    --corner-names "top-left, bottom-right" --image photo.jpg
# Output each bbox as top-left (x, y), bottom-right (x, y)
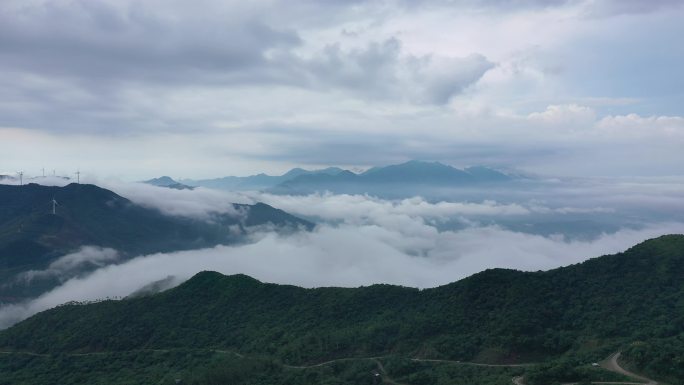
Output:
top-left (75, 170), bottom-right (81, 184)
top-left (17, 171), bottom-right (23, 186)
top-left (51, 198), bottom-right (59, 215)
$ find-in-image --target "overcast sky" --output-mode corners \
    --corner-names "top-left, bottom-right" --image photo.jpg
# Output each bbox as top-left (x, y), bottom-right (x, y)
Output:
top-left (1, 0), bottom-right (683, 179)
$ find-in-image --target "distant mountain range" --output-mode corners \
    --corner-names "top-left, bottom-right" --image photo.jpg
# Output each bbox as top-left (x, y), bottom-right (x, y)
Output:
top-left (181, 167), bottom-right (345, 191)
top-left (143, 176), bottom-right (194, 190)
top-left (180, 161), bottom-right (519, 195)
top-left (0, 183), bottom-right (312, 303)
top-left (272, 161), bottom-right (514, 195)
top-left (0, 235), bottom-right (681, 384)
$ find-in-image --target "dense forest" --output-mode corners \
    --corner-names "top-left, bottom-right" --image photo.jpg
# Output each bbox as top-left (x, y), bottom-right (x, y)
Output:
top-left (0, 183), bottom-right (311, 302)
top-left (0, 234), bottom-right (682, 384)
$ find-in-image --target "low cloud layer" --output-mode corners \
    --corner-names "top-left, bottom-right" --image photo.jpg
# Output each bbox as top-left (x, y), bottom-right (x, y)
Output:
top-left (99, 181), bottom-right (250, 220)
top-left (1, 220), bottom-right (682, 329)
top-left (254, 192), bottom-right (532, 221)
top-left (2, 176), bottom-right (684, 328)
top-left (17, 246), bottom-right (119, 284)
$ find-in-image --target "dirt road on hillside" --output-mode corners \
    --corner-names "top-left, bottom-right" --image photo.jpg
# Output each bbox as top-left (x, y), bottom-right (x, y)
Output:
top-left (601, 352), bottom-right (657, 385)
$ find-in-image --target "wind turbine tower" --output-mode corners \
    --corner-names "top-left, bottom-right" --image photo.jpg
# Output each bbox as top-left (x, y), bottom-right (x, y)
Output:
top-left (75, 170), bottom-right (81, 184)
top-left (17, 171), bottom-right (23, 186)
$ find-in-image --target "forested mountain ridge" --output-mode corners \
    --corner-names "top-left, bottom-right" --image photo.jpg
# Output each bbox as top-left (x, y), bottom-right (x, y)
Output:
top-left (0, 183), bottom-right (313, 302)
top-left (0, 235), bottom-right (682, 383)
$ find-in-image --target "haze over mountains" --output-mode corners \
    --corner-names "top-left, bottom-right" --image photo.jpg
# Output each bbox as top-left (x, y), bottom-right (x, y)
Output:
top-left (0, 183), bottom-right (312, 305)
top-left (143, 176), bottom-right (194, 190)
top-left (181, 166), bottom-right (346, 191)
top-left (181, 161), bottom-right (518, 196)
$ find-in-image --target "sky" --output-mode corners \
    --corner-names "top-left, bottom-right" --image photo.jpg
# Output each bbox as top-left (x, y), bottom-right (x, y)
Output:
top-left (1, 0), bottom-right (684, 179)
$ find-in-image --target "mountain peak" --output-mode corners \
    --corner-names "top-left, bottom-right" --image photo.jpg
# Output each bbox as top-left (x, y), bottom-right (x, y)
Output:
top-left (144, 176), bottom-right (179, 185)
top-left (175, 271), bottom-right (263, 295)
top-left (282, 168), bottom-right (307, 178)
top-left (282, 167), bottom-right (346, 179)
top-left (144, 176), bottom-right (194, 190)
top-left (463, 166), bottom-right (511, 181)
top-left (359, 160), bottom-right (468, 183)
top-left (623, 233), bottom-right (684, 255)
top-left (145, 176), bottom-right (177, 186)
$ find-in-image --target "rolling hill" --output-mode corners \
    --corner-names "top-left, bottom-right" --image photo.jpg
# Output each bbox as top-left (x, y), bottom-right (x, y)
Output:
top-left (0, 183), bottom-right (313, 302)
top-left (0, 235), bottom-right (681, 384)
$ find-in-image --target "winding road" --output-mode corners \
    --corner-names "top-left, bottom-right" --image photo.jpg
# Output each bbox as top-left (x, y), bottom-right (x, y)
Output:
top-left (511, 351), bottom-right (661, 385)
top-left (411, 357), bottom-right (535, 367)
top-left (600, 352), bottom-right (658, 385)
top-left (280, 351), bottom-right (662, 385)
top-left (1, 348), bottom-right (662, 385)
top-left (282, 356), bottom-right (384, 369)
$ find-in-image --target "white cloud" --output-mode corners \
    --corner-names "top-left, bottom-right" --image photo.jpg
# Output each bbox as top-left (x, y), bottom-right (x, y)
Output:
top-left (98, 181), bottom-right (250, 220)
top-left (597, 113), bottom-right (684, 138)
top-left (2, 177), bottom-right (684, 328)
top-left (2, 0), bottom-right (684, 178)
top-left (527, 104), bottom-right (597, 129)
top-left (1, 220), bottom-right (682, 329)
top-left (18, 247), bottom-right (119, 283)
top-left (253, 192), bottom-right (530, 223)
top-left (303, 39), bottom-right (494, 104)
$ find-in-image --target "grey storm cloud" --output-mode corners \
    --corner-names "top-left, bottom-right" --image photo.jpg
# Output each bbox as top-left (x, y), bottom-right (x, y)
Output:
top-left (0, 1), bottom-right (300, 82)
top-left (1, 0), bottom-right (683, 178)
top-left (255, 139), bottom-right (555, 167)
top-left (373, 0), bottom-right (682, 14)
top-left (302, 39), bottom-right (494, 103)
top-left (0, 0), bottom-right (495, 134)
top-left (581, 0), bottom-right (684, 17)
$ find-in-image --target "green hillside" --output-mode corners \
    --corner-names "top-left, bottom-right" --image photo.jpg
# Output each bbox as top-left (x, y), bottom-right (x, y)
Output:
top-left (0, 235), bottom-right (681, 384)
top-left (0, 183), bottom-right (313, 302)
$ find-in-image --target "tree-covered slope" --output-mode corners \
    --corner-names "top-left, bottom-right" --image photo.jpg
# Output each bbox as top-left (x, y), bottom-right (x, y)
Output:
top-left (1, 235), bottom-right (681, 382)
top-left (0, 183), bottom-right (313, 301)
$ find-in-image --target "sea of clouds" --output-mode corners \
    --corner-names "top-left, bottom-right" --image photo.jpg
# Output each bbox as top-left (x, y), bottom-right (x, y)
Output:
top-left (1, 176), bottom-right (683, 328)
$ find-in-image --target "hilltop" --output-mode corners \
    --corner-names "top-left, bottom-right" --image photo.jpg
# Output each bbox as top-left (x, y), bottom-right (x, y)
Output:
top-left (0, 183), bottom-right (313, 302)
top-left (0, 235), bottom-right (681, 384)
top-left (143, 176), bottom-right (194, 190)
